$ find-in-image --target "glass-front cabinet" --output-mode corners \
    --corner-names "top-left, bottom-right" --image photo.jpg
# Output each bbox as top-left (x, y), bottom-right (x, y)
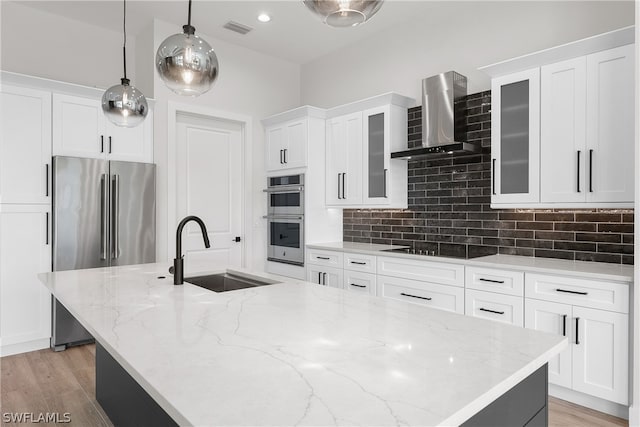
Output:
top-left (362, 106), bottom-right (390, 205)
top-left (491, 68), bottom-right (540, 206)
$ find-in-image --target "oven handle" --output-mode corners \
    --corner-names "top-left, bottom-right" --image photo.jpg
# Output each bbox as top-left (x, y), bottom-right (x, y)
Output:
top-left (262, 215), bottom-right (304, 220)
top-left (262, 186), bottom-right (304, 193)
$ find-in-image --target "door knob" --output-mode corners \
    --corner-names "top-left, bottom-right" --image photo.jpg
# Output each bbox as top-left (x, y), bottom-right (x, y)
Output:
top-left (232, 236), bottom-right (242, 242)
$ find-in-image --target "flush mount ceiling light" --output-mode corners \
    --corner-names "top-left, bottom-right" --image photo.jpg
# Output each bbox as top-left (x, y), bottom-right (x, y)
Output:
top-left (303, 0), bottom-right (384, 27)
top-left (101, 0), bottom-right (148, 128)
top-left (257, 13), bottom-right (271, 23)
top-left (156, 0), bottom-right (219, 96)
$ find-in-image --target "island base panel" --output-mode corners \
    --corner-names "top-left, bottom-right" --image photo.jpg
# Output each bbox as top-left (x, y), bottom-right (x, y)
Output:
top-left (462, 364), bottom-right (548, 426)
top-left (96, 343), bottom-right (178, 427)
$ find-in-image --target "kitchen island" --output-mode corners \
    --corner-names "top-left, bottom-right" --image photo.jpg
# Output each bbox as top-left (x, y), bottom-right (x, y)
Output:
top-left (39, 263), bottom-right (566, 426)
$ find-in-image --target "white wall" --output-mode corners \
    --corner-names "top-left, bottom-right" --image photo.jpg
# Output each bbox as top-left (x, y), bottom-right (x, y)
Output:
top-left (0, 2), bottom-right (135, 90)
top-left (301, 1), bottom-right (634, 107)
top-left (149, 20), bottom-right (301, 269)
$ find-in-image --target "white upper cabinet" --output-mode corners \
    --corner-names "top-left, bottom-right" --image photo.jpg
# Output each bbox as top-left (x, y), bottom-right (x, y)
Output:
top-left (585, 45), bottom-right (634, 203)
top-left (53, 93), bottom-right (153, 163)
top-left (490, 68), bottom-right (541, 205)
top-left (0, 85), bottom-right (52, 205)
top-left (325, 112), bottom-right (363, 206)
top-left (265, 118), bottom-right (308, 172)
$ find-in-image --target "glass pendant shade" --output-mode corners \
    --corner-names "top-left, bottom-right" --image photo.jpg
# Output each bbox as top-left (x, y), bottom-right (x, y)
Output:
top-left (102, 78), bottom-right (148, 127)
top-left (156, 26), bottom-right (219, 96)
top-left (303, 0), bottom-right (383, 27)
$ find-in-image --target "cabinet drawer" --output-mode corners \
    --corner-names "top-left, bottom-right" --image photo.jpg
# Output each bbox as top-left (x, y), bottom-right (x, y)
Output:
top-left (377, 256), bottom-right (464, 287)
top-left (466, 267), bottom-right (524, 296)
top-left (343, 271), bottom-right (376, 296)
top-left (525, 273), bottom-right (629, 313)
top-left (306, 249), bottom-right (343, 268)
top-left (343, 252), bottom-right (376, 273)
top-left (377, 275), bottom-right (464, 314)
top-left (465, 289), bottom-right (524, 327)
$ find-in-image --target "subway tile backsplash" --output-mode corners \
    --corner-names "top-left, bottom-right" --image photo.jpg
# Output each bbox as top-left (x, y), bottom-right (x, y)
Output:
top-left (343, 91), bottom-right (634, 264)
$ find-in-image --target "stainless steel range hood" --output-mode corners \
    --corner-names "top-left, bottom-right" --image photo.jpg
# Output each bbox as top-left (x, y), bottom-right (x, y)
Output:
top-left (392, 71), bottom-right (480, 160)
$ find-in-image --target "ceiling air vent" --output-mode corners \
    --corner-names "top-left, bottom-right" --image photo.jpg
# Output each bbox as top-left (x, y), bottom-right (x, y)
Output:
top-left (223, 21), bottom-right (253, 35)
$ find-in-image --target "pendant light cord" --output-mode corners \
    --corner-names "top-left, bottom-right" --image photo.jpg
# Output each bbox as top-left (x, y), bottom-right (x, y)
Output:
top-left (122, 0), bottom-right (128, 81)
top-left (188, 0), bottom-right (192, 27)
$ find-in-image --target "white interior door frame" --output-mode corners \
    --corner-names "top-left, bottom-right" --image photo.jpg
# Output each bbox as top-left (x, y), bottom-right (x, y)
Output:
top-left (167, 102), bottom-right (252, 267)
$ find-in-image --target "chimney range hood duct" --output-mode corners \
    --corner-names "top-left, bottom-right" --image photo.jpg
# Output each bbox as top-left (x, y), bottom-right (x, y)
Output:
top-left (391, 71), bottom-right (480, 160)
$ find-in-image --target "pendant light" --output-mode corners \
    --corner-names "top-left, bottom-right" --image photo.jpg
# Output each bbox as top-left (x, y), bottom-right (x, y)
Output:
top-left (102, 0), bottom-right (148, 128)
top-left (303, 0), bottom-right (384, 28)
top-left (155, 0), bottom-right (219, 96)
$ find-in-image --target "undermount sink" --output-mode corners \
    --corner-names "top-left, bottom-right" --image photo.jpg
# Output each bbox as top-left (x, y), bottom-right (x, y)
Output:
top-left (184, 272), bottom-right (279, 293)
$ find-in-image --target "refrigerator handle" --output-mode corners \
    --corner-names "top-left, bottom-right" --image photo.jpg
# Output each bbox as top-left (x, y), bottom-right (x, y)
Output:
top-left (100, 174), bottom-right (108, 260)
top-left (112, 174), bottom-right (120, 260)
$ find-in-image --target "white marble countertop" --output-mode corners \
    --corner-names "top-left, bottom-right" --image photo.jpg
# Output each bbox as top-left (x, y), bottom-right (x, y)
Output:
top-left (39, 262), bottom-right (565, 426)
top-left (306, 242), bottom-right (634, 282)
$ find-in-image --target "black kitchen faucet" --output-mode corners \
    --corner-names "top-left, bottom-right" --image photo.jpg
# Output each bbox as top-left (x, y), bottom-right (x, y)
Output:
top-left (171, 215), bottom-right (211, 285)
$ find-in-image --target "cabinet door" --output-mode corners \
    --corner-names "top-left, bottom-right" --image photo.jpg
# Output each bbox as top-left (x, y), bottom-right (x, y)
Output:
top-left (540, 57), bottom-right (587, 203)
top-left (524, 299), bottom-right (572, 389)
top-left (362, 106), bottom-right (390, 205)
top-left (266, 125), bottom-right (285, 172)
top-left (343, 271), bottom-right (376, 295)
top-left (0, 205), bottom-right (51, 354)
top-left (572, 306), bottom-right (628, 405)
top-left (53, 94), bottom-right (105, 158)
top-left (585, 44), bottom-right (634, 203)
top-left (0, 85), bottom-right (51, 204)
top-left (283, 119), bottom-right (307, 169)
top-left (377, 275), bottom-right (464, 314)
top-left (306, 265), bottom-right (343, 289)
top-left (491, 68), bottom-right (540, 205)
top-left (108, 107), bottom-right (154, 163)
top-left (325, 113), bottom-right (362, 206)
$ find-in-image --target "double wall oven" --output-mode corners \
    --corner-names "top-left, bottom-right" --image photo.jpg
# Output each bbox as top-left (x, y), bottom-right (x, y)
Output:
top-left (265, 174), bottom-right (304, 266)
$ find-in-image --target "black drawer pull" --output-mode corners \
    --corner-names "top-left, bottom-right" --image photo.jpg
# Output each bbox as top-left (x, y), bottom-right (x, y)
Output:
top-left (316, 256), bottom-right (330, 260)
top-left (556, 288), bottom-right (588, 296)
top-left (479, 278), bottom-right (505, 284)
top-left (562, 314), bottom-right (567, 337)
top-left (350, 261), bottom-right (367, 265)
top-left (400, 292), bottom-right (431, 301)
top-left (350, 283), bottom-right (366, 288)
top-left (479, 308), bottom-right (504, 315)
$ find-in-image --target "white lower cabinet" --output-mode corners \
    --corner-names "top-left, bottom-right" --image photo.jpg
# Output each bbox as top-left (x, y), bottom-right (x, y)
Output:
top-left (377, 275), bottom-right (464, 314)
top-left (0, 205), bottom-right (51, 356)
top-left (465, 289), bottom-right (524, 326)
top-left (306, 265), bottom-right (343, 289)
top-left (343, 270), bottom-right (376, 295)
top-left (525, 296), bottom-right (629, 405)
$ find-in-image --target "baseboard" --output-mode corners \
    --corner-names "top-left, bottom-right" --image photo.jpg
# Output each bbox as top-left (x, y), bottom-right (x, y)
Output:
top-left (549, 383), bottom-right (629, 419)
top-left (0, 338), bottom-right (50, 357)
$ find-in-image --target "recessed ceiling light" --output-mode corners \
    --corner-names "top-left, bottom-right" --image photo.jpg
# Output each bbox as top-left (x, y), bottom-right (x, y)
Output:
top-left (257, 13), bottom-right (271, 23)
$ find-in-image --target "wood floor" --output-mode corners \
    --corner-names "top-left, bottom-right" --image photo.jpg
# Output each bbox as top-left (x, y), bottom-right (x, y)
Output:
top-left (0, 344), bottom-right (629, 427)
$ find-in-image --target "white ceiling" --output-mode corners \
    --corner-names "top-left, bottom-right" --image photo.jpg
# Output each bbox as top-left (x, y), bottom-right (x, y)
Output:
top-left (17, 0), bottom-right (440, 64)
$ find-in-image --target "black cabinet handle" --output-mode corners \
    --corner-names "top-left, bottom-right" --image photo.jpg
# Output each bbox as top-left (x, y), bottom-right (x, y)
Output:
top-left (479, 308), bottom-right (504, 315)
top-left (108, 136), bottom-right (112, 154)
top-left (279, 149), bottom-right (283, 164)
top-left (45, 163), bottom-right (49, 197)
top-left (350, 261), bottom-right (367, 265)
top-left (283, 149), bottom-right (287, 164)
top-left (322, 272), bottom-right (327, 286)
top-left (400, 292), bottom-right (431, 301)
top-left (556, 288), bottom-right (588, 296)
top-left (589, 149), bottom-right (593, 192)
top-left (317, 272), bottom-right (322, 284)
top-left (342, 173), bottom-right (347, 199)
top-left (383, 168), bottom-right (388, 198)
top-left (479, 278), bottom-right (505, 284)
top-left (575, 317), bottom-right (580, 345)
top-left (350, 283), bottom-right (366, 288)
top-left (316, 256), bottom-right (330, 260)
top-left (45, 212), bottom-right (49, 245)
top-left (337, 173), bottom-right (342, 199)
top-left (562, 314), bottom-right (567, 337)
top-left (492, 158), bottom-right (496, 195)
top-left (101, 135), bottom-right (104, 153)
top-left (576, 150), bottom-right (581, 193)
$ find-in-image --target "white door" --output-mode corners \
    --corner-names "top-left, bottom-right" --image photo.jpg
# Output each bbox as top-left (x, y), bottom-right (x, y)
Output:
top-left (0, 85), bottom-right (51, 205)
top-left (52, 93), bottom-right (105, 158)
top-left (107, 108), bottom-right (154, 163)
top-left (540, 57), bottom-right (587, 203)
top-left (572, 306), bottom-right (629, 405)
top-left (176, 113), bottom-right (243, 270)
top-left (283, 119), bottom-right (307, 169)
top-left (585, 44), bottom-right (635, 203)
top-left (0, 205), bottom-right (51, 354)
top-left (265, 125), bottom-right (285, 172)
top-left (524, 299), bottom-right (572, 388)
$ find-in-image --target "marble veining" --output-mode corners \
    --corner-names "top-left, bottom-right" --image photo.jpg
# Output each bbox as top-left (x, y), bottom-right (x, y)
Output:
top-left (39, 263), bottom-right (565, 426)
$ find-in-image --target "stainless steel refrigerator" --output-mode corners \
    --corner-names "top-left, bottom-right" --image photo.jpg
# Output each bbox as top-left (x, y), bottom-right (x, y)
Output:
top-left (51, 156), bottom-right (156, 350)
